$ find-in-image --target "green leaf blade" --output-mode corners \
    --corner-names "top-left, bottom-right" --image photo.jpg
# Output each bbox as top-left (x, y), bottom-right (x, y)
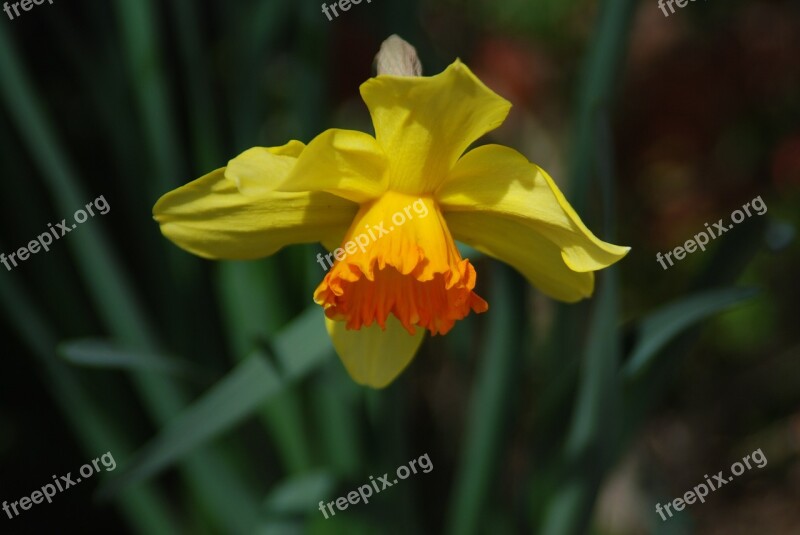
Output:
top-left (623, 287), bottom-right (759, 380)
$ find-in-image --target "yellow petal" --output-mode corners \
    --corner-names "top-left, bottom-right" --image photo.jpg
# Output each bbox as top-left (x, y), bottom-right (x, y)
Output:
top-left (277, 129), bottom-right (388, 203)
top-left (153, 145), bottom-right (358, 259)
top-left (266, 139), bottom-right (305, 157)
top-left (443, 212), bottom-right (595, 302)
top-left (360, 60), bottom-right (511, 194)
top-left (326, 314), bottom-right (425, 389)
top-left (226, 141), bottom-right (305, 194)
top-left (437, 144), bottom-right (629, 301)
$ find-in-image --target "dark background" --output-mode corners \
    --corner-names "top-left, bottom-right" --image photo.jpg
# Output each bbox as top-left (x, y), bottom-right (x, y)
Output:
top-left (0, 0), bottom-right (798, 533)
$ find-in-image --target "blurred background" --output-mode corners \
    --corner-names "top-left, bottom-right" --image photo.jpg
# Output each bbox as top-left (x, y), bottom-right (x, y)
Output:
top-left (0, 0), bottom-right (798, 533)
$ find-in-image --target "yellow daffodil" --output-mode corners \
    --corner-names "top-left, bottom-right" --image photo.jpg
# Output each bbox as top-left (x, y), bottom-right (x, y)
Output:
top-left (153, 36), bottom-right (629, 389)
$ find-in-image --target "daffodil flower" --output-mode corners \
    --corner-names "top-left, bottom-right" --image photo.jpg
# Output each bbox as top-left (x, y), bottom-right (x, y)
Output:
top-left (153, 36), bottom-right (629, 388)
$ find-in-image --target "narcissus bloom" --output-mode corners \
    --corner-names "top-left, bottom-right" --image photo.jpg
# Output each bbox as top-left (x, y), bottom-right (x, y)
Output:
top-left (153, 37), bottom-right (629, 388)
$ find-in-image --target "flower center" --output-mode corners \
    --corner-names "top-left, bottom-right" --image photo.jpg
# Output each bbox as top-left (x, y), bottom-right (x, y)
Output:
top-left (314, 191), bottom-right (488, 335)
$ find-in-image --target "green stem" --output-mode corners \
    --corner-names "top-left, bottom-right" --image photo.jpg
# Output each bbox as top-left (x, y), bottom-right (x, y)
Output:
top-left (567, 0), bottom-right (636, 215)
top-left (0, 274), bottom-right (177, 535)
top-left (446, 264), bottom-right (525, 535)
top-left (539, 0), bottom-right (635, 526)
top-left (0, 21), bottom-right (259, 534)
